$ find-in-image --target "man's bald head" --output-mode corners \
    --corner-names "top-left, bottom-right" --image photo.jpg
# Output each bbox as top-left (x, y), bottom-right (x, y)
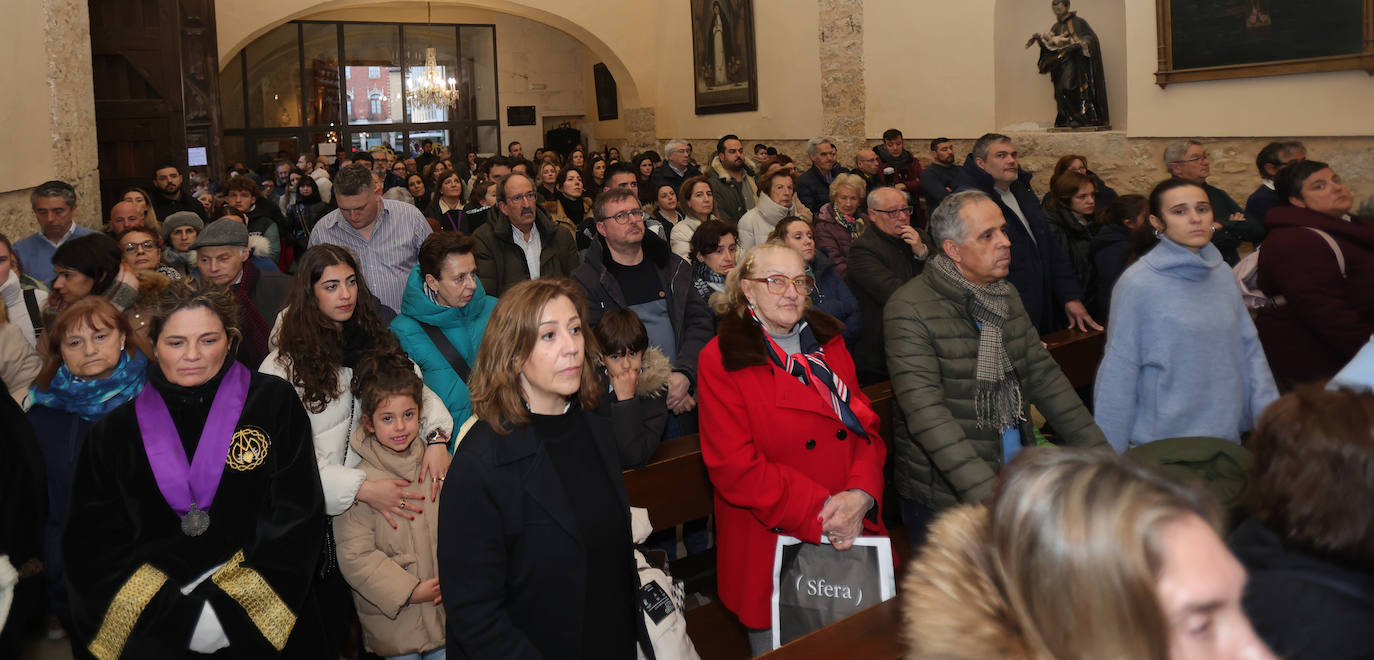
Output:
top-left (855, 149), bottom-right (881, 176)
top-left (108, 201), bottom-right (145, 234)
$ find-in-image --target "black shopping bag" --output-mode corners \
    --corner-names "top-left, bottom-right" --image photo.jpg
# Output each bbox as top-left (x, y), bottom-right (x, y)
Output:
top-left (769, 536), bottom-right (895, 649)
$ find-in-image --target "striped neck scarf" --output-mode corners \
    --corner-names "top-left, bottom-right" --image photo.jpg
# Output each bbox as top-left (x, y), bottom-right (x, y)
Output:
top-left (750, 308), bottom-right (868, 439)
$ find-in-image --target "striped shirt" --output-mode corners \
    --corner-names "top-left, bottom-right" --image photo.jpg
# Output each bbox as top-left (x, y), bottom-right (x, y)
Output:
top-left (309, 198), bottom-right (431, 313)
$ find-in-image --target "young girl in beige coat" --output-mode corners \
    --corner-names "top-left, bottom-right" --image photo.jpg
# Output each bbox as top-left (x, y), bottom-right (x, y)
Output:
top-left (335, 351), bottom-right (446, 659)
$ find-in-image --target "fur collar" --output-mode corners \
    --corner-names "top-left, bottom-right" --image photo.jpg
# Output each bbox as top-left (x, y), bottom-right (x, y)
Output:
top-left (716, 308), bottom-right (846, 372)
top-left (901, 505), bottom-right (1034, 658)
top-left (634, 346), bottom-right (672, 399)
top-left (710, 156), bottom-right (758, 195)
top-left (247, 234), bottom-right (273, 260)
top-left (131, 270), bottom-right (171, 310)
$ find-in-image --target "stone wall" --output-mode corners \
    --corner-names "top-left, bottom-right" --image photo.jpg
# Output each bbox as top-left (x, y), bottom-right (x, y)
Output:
top-left (626, 133), bottom-right (1374, 214)
top-left (0, 0), bottom-right (100, 245)
top-left (817, 0), bottom-right (865, 157)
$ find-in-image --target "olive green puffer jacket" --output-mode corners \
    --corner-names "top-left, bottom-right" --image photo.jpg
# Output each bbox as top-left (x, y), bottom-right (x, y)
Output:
top-left (883, 265), bottom-right (1108, 510)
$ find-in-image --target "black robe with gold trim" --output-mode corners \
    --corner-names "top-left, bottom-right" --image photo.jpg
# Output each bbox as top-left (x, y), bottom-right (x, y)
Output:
top-left (63, 367), bottom-right (326, 659)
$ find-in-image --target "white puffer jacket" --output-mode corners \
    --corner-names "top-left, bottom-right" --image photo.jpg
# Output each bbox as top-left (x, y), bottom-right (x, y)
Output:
top-left (260, 350), bottom-right (453, 516)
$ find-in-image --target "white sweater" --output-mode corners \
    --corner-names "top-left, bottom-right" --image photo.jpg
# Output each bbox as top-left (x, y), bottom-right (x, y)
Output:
top-left (260, 351), bottom-right (453, 516)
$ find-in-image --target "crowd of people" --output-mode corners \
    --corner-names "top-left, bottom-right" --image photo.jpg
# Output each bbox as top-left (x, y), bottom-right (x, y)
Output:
top-left (1, 126), bottom-right (1370, 660)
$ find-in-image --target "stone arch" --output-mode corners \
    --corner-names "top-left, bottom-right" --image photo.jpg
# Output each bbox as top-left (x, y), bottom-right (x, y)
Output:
top-left (218, 0), bottom-right (650, 108)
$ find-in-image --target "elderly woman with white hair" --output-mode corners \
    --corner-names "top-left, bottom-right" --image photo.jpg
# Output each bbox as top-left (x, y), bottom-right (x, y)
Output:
top-left (737, 165), bottom-right (814, 251)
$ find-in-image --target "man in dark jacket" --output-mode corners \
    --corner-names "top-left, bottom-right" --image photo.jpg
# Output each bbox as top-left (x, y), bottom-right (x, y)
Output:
top-left (846, 186), bottom-right (931, 385)
top-left (191, 218), bottom-right (290, 369)
top-left (471, 173), bottom-right (580, 297)
top-left (1164, 139), bottom-right (1268, 265)
top-left (706, 134), bottom-right (757, 224)
top-left (151, 162), bottom-right (209, 223)
top-left (649, 139), bottom-right (701, 197)
top-left (573, 188), bottom-right (714, 430)
top-left (955, 133), bottom-right (1099, 335)
top-left (876, 129), bottom-right (923, 195)
top-left (919, 138), bottom-right (960, 213)
top-left (797, 137), bottom-right (849, 215)
top-left (1245, 140), bottom-right (1305, 225)
top-left (223, 175), bottom-right (286, 263)
top-left (885, 190), bottom-right (1108, 548)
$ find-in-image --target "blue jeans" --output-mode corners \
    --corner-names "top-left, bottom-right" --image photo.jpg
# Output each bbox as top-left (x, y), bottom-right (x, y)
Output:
top-left (387, 649), bottom-right (446, 660)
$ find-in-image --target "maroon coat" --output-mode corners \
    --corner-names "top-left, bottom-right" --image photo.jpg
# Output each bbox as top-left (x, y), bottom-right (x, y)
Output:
top-left (1255, 206), bottom-right (1374, 384)
top-left (698, 310), bottom-right (886, 628)
top-left (813, 203), bottom-right (867, 280)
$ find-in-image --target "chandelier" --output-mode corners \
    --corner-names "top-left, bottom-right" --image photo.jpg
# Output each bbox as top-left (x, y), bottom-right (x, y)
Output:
top-left (406, 4), bottom-right (460, 111)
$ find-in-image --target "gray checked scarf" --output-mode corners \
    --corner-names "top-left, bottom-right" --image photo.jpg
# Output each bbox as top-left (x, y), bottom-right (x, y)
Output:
top-left (930, 254), bottom-right (1026, 430)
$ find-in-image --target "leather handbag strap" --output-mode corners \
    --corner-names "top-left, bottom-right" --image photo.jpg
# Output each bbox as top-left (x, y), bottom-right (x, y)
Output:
top-left (419, 321), bottom-right (471, 382)
top-left (1304, 227), bottom-right (1346, 277)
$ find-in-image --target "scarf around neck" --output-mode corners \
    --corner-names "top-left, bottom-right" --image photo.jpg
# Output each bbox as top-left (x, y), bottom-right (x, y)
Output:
top-left (877, 147), bottom-right (914, 172)
top-left (692, 261), bottom-right (727, 300)
top-left (754, 193), bottom-right (795, 227)
top-left (749, 308), bottom-right (868, 439)
top-left (929, 255), bottom-right (1025, 430)
top-left (30, 352), bottom-right (149, 422)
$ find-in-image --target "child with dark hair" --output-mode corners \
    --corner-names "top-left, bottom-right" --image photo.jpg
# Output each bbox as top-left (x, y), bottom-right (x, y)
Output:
top-left (593, 308), bottom-right (672, 468)
top-left (334, 349), bottom-right (446, 660)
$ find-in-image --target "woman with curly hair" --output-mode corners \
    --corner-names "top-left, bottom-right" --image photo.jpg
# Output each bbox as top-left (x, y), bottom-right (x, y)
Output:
top-left (258, 244), bottom-right (454, 650)
top-left (261, 244), bottom-right (453, 518)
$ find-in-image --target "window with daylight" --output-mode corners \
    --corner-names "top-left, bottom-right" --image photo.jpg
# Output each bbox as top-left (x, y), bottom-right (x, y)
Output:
top-left (220, 20), bottom-right (499, 168)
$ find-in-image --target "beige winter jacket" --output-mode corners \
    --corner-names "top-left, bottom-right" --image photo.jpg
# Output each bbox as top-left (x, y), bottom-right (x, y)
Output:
top-left (333, 428), bottom-right (445, 657)
top-left (0, 321), bottom-right (40, 404)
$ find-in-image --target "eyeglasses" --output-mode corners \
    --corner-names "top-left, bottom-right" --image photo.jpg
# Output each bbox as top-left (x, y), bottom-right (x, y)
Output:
top-left (871, 206), bottom-right (913, 217)
top-left (600, 209), bottom-right (647, 225)
top-left (122, 240), bottom-right (156, 254)
top-left (505, 192), bottom-right (538, 203)
top-left (745, 275), bottom-right (815, 296)
top-left (1171, 153), bottom-right (1209, 164)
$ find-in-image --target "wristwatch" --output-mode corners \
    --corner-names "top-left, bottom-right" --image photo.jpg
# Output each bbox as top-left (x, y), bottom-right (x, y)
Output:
top-left (425, 428), bottom-right (450, 446)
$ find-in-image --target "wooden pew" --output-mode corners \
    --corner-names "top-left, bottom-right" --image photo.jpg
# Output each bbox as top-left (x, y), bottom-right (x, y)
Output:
top-left (1042, 326), bottom-right (1106, 389)
top-left (758, 596), bottom-right (905, 659)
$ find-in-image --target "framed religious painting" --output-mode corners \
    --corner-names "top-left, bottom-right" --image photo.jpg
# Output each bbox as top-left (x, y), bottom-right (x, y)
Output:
top-left (1155, 0), bottom-right (1374, 86)
top-left (690, 0), bottom-right (759, 114)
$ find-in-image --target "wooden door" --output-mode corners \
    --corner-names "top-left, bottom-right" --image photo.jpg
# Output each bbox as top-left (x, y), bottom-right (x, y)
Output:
top-left (88, 0), bottom-right (221, 218)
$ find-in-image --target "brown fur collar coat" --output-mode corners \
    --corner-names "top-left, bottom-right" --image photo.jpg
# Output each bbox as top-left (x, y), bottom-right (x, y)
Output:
top-left (715, 308), bottom-right (845, 372)
top-left (901, 505), bottom-right (1035, 658)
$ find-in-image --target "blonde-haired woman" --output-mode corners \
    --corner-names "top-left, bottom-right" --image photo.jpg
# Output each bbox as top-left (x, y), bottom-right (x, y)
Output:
top-left (437, 278), bottom-right (651, 659)
top-left (814, 172), bottom-right (867, 278)
top-left (903, 447), bottom-right (1275, 659)
top-left (698, 241), bottom-right (884, 655)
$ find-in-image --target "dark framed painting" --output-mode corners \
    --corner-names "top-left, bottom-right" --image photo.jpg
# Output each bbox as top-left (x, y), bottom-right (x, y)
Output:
top-left (593, 63), bottom-right (619, 121)
top-left (1155, 0), bottom-right (1374, 86)
top-left (690, 0), bottom-right (758, 114)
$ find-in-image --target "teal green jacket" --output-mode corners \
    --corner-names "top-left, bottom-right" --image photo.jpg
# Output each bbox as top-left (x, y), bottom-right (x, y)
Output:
top-left (391, 265), bottom-right (496, 440)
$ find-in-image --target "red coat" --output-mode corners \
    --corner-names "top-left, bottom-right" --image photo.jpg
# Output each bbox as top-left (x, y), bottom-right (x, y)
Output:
top-left (1256, 206), bottom-right (1374, 384)
top-left (698, 310), bottom-right (886, 628)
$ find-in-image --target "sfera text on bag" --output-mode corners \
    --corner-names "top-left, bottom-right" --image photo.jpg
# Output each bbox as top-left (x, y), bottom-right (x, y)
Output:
top-left (800, 576), bottom-right (862, 605)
